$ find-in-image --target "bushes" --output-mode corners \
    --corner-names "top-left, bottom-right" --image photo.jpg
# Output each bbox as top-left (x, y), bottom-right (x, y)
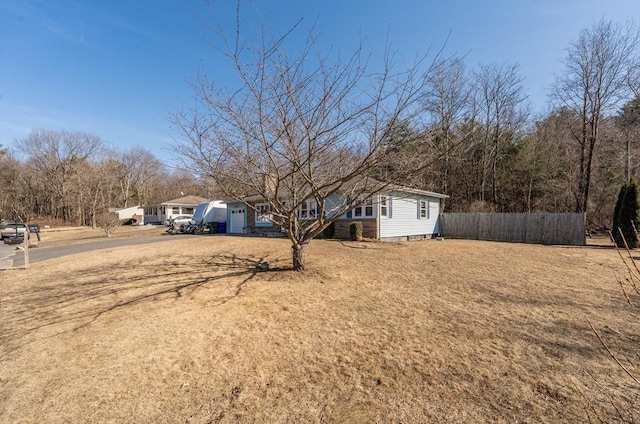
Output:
top-left (612, 179), bottom-right (640, 248)
top-left (320, 222), bottom-right (335, 239)
top-left (349, 221), bottom-right (363, 241)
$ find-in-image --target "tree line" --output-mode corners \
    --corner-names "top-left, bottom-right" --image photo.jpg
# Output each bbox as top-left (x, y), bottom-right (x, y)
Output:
top-left (0, 131), bottom-right (210, 226)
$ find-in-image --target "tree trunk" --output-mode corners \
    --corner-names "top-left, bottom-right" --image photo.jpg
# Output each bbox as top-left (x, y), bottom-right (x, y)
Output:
top-left (582, 136), bottom-right (597, 213)
top-left (492, 123), bottom-right (500, 207)
top-left (441, 147), bottom-right (449, 194)
top-left (577, 142), bottom-right (587, 212)
top-left (292, 242), bottom-right (307, 272)
top-left (626, 137), bottom-right (631, 183)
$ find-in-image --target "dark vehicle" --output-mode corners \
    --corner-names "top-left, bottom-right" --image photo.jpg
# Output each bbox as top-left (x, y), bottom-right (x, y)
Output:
top-left (27, 223), bottom-right (41, 242)
top-left (3, 235), bottom-right (24, 245)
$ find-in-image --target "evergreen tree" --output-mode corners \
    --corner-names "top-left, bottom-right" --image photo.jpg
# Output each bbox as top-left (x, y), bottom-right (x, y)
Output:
top-left (613, 179), bottom-right (640, 248)
top-left (612, 183), bottom-right (627, 246)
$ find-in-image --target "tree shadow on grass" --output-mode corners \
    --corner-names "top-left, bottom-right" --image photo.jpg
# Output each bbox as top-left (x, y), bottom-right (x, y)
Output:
top-left (1, 253), bottom-right (290, 356)
top-left (468, 283), bottom-right (611, 361)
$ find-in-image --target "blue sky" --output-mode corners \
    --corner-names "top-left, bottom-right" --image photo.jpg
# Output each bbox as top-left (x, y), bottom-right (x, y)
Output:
top-left (0, 0), bottom-right (637, 161)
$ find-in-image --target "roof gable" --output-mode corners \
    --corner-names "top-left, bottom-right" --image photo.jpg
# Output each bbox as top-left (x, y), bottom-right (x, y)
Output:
top-left (161, 195), bottom-right (210, 206)
top-left (385, 184), bottom-right (449, 199)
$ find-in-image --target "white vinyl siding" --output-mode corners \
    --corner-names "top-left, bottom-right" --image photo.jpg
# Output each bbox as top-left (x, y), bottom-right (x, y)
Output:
top-left (429, 200), bottom-right (440, 233)
top-left (379, 192), bottom-right (440, 239)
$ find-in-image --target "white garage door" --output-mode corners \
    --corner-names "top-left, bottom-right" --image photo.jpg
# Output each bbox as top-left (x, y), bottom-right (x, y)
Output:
top-left (229, 207), bottom-right (246, 233)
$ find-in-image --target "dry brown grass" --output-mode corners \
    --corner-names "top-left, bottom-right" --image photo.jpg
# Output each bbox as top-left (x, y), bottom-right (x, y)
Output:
top-left (0, 236), bottom-right (638, 423)
top-left (35, 225), bottom-right (167, 247)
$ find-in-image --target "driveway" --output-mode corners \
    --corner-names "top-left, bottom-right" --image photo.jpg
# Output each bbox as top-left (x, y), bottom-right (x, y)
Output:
top-left (0, 242), bottom-right (16, 270)
top-left (0, 234), bottom-right (194, 270)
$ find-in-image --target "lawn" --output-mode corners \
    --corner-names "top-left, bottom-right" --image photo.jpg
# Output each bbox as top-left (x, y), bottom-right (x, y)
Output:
top-left (32, 224), bottom-right (168, 247)
top-left (0, 235), bottom-right (637, 423)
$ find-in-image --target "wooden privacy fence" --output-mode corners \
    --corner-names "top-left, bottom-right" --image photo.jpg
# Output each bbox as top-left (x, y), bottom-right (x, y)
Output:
top-left (440, 213), bottom-right (586, 246)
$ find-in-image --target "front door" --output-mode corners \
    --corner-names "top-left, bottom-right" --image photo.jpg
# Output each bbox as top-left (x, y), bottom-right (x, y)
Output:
top-left (229, 206), bottom-right (246, 233)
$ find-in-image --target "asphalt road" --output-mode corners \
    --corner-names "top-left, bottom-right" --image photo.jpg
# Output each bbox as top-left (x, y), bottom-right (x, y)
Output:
top-left (0, 234), bottom-right (193, 269)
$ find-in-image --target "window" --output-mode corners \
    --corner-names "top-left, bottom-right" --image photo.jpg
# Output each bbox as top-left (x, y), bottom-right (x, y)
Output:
top-left (419, 200), bottom-right (427, 219)
top-left (380, 195), bottom-right (388, 217)
top-left (183, 207), bottom-right (194, 214)
top-left (172, 207), bottom-right (180, 214)
top-left (365, 198), bottom-right (373, 217)
top-left (298, 199), bottom-right (319, 219)
top-left (354, 198), bottom-right (374, 218)
top-left (255, 203), bottom-right (272, 225)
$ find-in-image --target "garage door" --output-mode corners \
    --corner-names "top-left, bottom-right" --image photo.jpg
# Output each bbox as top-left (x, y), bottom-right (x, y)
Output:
top-left (229, 207), bottom-right (246, 233)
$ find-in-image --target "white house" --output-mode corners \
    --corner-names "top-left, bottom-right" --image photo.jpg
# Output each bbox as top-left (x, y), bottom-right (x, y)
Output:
top-left (111, 206), bottom-right (144, 224)
top-left (335, 188), bottom-right (447, 240)
top-left (143, 195), bottom-right (209, 224)
top-left (224, 186), bottom-right (448, 240)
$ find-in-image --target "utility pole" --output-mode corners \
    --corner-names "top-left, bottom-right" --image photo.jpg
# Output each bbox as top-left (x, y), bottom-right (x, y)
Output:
top-left (12, 210), bottom-right (29, 269)
top-left (23, 227), bottom-right (29, 269)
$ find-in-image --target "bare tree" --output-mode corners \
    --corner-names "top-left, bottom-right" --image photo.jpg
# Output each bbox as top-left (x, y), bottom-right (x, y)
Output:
top-left (97, 211), bottom-right (120, 237)
top-left (173, 7), bottom-right (445, 271)
top-left (0, 149), bottom-right (23, 221)
top-left (523, 109), bottom-right (581, 213)
top-left (472, 62), bottom-right (529, 207)
top-left (552, 20), bottom-right (639, 213)
top-left (75, 158), bottom-right (117, 229)
top-left (423, 58), bottom-right (471, 196)
top-left (112, 147), bottom-right (162, 207)
top-left (17, 129), bottom-right (104, 222)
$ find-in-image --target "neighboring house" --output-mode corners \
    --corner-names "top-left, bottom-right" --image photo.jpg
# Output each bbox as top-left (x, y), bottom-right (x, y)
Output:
top-left (143, 195), bottom-right (210, 224)
top-left (109, 206), bottom-right (144, 224)
top-left (224, 186), bottom-right (448, 241)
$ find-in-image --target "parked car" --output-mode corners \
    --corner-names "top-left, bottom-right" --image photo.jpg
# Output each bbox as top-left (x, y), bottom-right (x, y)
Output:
top-left (163, 216), bottom-right (194, 226)
top-left (0, 222), bottom-right (27, 240)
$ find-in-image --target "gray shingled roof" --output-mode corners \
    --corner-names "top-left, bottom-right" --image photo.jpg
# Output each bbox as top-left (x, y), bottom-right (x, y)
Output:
top-left (159, 196), bottom-right (210, 206)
